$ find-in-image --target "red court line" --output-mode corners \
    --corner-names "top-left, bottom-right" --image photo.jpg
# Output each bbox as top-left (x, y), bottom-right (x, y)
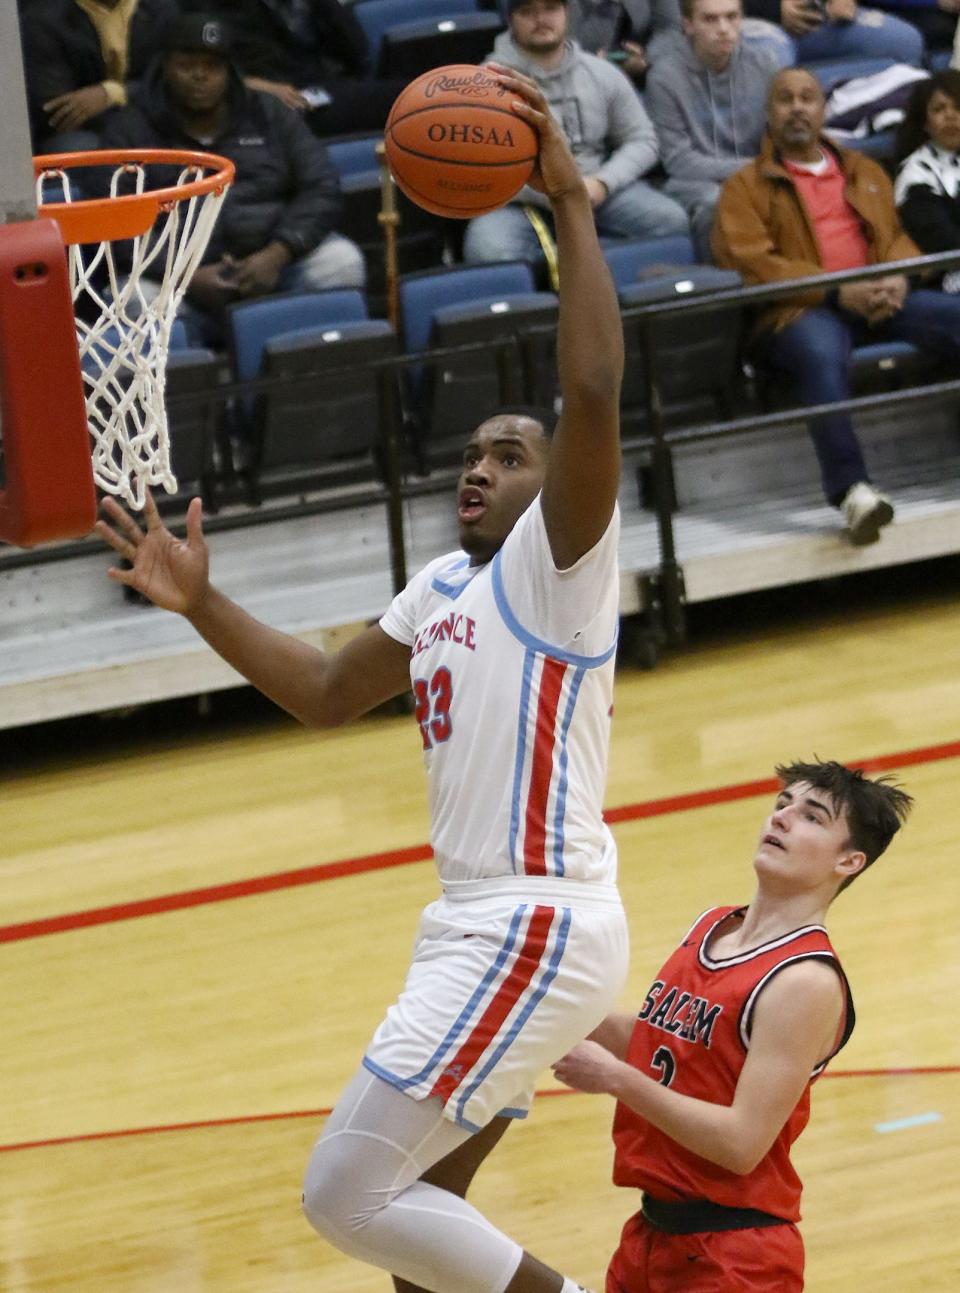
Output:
top-left (4, 737), bottom-right (960, 946)
top-left (2, 1065), bottom-right (955, 1156)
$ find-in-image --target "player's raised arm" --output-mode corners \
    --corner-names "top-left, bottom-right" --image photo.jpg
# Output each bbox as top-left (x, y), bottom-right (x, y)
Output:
top-left (96, 494), bottom-right (411, 727)
top-left (490, 63), bottom-right (624, 571)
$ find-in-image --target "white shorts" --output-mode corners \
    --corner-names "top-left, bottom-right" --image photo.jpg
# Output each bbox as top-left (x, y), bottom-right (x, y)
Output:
top-left (363, 876), bottom-right (629, 1132)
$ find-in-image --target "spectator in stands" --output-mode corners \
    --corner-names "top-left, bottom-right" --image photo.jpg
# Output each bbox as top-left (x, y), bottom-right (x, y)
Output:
top-left (21, 0), bottom-right (178, 153)
top-left (566, 0), bottom-right (683, 82)
top-left (741, 0), bottom-right (925, 68)
top-left (646, 0), bottom-right (782, 255)
top-left (894, 70), bottom-right (960, 290)
top-left (463, 0), bottom-right (689, 266)
top-left (713, 67), bottom-right (960, 545)
top-left (181, 0), bottom-right (404, 138)
top-left (98, 13), bottom-right (364, 346)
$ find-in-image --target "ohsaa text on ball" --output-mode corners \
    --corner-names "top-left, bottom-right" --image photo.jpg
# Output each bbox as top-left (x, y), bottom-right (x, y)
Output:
top-left (426, 123), bottom-right (517, 147)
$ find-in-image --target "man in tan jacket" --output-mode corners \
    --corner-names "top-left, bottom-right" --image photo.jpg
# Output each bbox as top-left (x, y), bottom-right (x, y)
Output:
top-left (713, 67), bottom-right (960, 544)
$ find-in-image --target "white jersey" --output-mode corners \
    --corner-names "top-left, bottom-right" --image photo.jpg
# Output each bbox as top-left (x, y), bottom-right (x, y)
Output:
top-left (379, 494), bottom-right (620, 887)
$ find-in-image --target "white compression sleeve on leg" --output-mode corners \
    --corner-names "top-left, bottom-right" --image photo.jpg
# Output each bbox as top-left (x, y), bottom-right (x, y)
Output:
top-left (303, 1068), bottom-right (523, 1293)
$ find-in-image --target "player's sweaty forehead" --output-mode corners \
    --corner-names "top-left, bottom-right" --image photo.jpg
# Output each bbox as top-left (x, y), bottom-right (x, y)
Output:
top-left (463, 415), bottom-right (549, 461)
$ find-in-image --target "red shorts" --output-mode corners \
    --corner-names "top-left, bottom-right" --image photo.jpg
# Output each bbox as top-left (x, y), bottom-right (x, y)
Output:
top-left (607, 1210), bottom-right (805, 1293)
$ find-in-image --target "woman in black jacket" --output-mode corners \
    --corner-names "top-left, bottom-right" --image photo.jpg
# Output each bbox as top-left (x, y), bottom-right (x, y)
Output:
top-left (894, 69), bottom-right (960, 290)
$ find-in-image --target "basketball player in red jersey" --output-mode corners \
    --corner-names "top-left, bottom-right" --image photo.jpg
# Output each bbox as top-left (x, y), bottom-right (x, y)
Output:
top-left (552, 760), bottom-right (912, 1292)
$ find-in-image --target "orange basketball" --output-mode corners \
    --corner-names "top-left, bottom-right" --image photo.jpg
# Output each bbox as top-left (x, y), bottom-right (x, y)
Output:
top-left (384, 64), bottom-right (538, 219)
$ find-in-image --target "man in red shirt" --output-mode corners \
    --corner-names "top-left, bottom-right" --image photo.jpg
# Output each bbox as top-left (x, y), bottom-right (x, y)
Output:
top-left (713, 68), bottom-right (960, 545)
top-left (553, 759), bottom-right (912, 1292)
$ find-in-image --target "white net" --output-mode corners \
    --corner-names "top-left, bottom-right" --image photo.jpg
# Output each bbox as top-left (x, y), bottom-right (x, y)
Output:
top-left (37, 157), bottom-right (230, 509)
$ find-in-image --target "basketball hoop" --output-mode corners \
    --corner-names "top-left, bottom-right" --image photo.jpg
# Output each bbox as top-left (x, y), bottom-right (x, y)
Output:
top-left (35, 148), bottom-right (235, 509)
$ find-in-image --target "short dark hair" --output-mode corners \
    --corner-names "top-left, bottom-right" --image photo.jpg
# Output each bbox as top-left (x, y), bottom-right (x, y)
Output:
top-left (479, 404), bottom-right (559, 440)
top-left (894, 69), bottom-right (960, 166)
top-left (775, 759), bottom-right (913, 892)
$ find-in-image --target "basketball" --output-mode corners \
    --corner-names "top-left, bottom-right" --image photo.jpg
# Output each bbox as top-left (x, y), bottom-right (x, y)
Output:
top-left (384, 64), bottom-right (539, 219)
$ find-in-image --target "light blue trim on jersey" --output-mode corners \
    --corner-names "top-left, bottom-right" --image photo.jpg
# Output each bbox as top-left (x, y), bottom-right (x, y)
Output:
top-left (552, 668), bottom-right (586, 878)
top-left (454, 906), bottom-right (572, 1125)
top-left (508, 649), bottom-right (537, 873)
top-left (491, 550), bottom-right (617, 668)
top-left (430, 557), bottom-right (477, 601)
top-left (374, 904), bottom-right (528, 1090)
top-left (458, 1105), bottom-right (530, 1133)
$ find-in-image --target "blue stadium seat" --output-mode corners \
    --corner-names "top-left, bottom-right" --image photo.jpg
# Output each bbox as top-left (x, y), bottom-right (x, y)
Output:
top-left (603, 235), bottom-right (697, 292)
top-left (227, 289), bottom-right (368, 388)
top-left (226, 290), bottom-right (398, 498)
top-left (254, 320), bottom-right (399, 497)
top-left (616, 260), bottom-right (745, 429)
top-left (379, 11), bottom-right (503, 79)
top-left (399, 261), bottom-right (558, 463)
top-left (325, 134), bottom-right (381, 184)
top-left (323, 133), bottom-right (448, 317)
top-left (352, 0), bottom-right (481, 76)
top-left (162, 347), bottom-right (223, 511)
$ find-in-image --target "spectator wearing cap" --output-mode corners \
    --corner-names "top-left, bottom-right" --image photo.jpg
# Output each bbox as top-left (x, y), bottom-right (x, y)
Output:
top-left (463, 0), bottom-right (689, 266)
top-left (98, 12), bottom-right (365, 344)
top-left (179, 0), bottom-right (405, 138)
top-left (22, 0), bottom-right (179, 153)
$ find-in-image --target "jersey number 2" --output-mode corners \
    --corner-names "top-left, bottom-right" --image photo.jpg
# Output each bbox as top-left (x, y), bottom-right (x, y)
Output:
top-left (413, 667), bottom-right (453, 750)
top-left (651, 1045), bottom-right (676, 1088)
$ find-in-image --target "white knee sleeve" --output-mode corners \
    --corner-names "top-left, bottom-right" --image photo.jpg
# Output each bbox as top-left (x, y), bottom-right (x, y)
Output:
top-left (302, 1068), bottom-right (523, 1293)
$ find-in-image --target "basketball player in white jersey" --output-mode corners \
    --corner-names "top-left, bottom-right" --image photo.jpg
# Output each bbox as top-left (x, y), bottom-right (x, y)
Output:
top-left (97, 65), bottom-right (626, 1293)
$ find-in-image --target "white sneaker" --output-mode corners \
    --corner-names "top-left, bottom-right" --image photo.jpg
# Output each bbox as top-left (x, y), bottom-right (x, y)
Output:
top-left (841, 482), bottom-right (894, 546)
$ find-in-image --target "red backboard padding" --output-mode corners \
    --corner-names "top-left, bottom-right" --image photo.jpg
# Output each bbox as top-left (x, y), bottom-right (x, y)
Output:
top-left (0, 218), bottom-right (96, 547)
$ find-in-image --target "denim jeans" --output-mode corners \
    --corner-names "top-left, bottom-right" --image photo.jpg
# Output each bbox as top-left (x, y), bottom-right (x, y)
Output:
top-left (741, 9), bottom-right (924, 68)
top-left (757, 289), bottom-right (960, 505)
top-left (794, 9), bottom-right (924, 65)
top-left (168, 232), bottom-right (366, 348)
top-left (462, 183), bottom-right (690, 264)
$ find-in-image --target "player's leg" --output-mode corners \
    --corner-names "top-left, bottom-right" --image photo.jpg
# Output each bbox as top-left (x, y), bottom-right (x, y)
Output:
top-left (303, 1066), bottom-right (593, 1293)
top-left (392, 1114), bottom-right (513, 1293)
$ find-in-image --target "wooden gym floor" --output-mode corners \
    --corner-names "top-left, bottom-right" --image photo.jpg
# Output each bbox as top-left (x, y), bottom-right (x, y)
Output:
top-left (2, 565), bottom-right (958, 1292)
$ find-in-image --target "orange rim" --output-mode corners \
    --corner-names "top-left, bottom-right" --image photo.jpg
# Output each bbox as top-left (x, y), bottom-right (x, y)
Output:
top-left (34, 148), bottom-right (236, 246)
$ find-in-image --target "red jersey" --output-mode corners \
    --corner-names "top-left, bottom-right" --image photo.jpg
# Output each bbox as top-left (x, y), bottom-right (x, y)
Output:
top-left (611, 905), bottom-right (854, 1222)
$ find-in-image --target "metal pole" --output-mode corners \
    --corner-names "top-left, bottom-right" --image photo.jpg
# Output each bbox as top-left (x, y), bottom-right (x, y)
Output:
top-left (641, 313), bottom-right (686, 645)
top-left (376, 142), bottom-right (400, 332)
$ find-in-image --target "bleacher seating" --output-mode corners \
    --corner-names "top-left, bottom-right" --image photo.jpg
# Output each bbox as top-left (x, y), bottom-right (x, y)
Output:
top-left (379, 11), bottom-right (503, 79)
top-left (603, 237), bottom-right (744, 428)
top-left (325, 132), bottom-right (447, 317)
top-left (163, 346), bottom-right (223, 511)
top-left (398, 261), bottom-right (559, 466)
top-left (352, 0), bottom-right (482, 77)
top-left (226, 290), bottom-right (398, 499)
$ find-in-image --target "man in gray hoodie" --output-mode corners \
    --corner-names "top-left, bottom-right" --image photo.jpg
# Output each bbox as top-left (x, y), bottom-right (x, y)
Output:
top-left (645, 0), bottom-right (781, 255)
top-left (463, 0), bottom-right (689, 265)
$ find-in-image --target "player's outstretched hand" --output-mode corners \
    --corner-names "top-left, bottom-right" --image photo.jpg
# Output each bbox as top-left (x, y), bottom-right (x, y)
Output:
top-left (96, 493), bottom-right (210, 616)
top-left (487, 62), bottom-right (584, 203)
top-left (552, 1040), bottom-right (622, 1096)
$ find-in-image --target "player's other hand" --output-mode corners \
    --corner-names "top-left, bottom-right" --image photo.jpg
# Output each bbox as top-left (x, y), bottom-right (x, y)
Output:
top-left (96, 492), bottom-right (210, 616)
top-left (486, 62), bottom-right (585, 203)
top-left (552, 1040), bottom-right (621, 1095)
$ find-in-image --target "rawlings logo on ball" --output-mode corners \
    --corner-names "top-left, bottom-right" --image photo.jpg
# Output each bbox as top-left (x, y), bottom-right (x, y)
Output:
top-left (423, 70), bottom-right (507, 99)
